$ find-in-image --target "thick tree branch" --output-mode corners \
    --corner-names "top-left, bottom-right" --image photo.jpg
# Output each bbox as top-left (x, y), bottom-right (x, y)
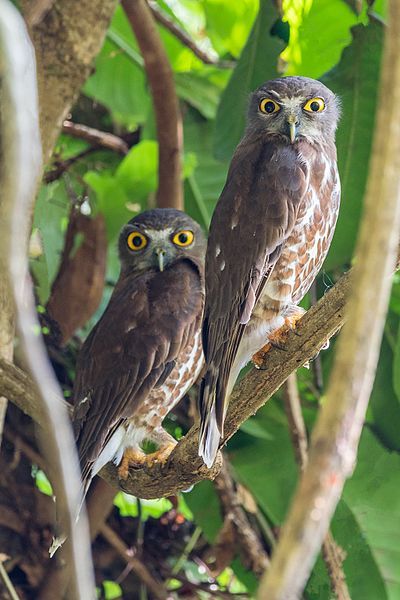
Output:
top-left (0, 267), bottom-right (350, 497)
top-left (122, 0), bottom-right (183, 210)
top-left (21, 0), bottom-right (118, 161)
top-left (0, 2), bottom-right (95, 597)
top-left (258, 1), bottom-right (400, 597)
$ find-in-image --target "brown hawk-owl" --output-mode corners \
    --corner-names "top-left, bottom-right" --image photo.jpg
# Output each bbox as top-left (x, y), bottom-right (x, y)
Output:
top-left (72, 208), bottom-right (205, 497)
top-left (199, 76), bottom-right (341, 467)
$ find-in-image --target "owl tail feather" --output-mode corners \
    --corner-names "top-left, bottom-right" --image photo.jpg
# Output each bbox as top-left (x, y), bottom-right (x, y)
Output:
top-left (198, 371), bottom-right (222, 468)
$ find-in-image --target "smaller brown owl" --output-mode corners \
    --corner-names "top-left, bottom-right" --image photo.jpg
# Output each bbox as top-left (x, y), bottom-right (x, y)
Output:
top-left (72, 208), bottom-right (205, 498)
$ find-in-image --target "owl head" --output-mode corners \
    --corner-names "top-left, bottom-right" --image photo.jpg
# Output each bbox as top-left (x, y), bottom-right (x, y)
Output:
top-left (246, 76), bottom-right (340, 145)
top-left (118, 208), bottom-right (206, 276)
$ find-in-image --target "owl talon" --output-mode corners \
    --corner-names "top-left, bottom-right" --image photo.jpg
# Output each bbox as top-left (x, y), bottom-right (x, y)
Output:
top-left (144, 441), bottom-right (177, 468)
top-left (118, 447), bottom-right (147, 480)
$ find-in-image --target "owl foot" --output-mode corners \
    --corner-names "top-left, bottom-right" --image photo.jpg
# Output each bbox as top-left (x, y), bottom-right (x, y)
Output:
top-left (143, 441), bottom-right (177, 468)
top-left (118, 448), bottom-right (148, 480)
top-left (118, 442), bottom-right (178, 479)
top-left (251, 313), bottom-right (305, 368)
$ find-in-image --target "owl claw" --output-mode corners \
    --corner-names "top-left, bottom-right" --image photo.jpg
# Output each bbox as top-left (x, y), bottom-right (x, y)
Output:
top-left (118, 442), bottom-right (177, 479)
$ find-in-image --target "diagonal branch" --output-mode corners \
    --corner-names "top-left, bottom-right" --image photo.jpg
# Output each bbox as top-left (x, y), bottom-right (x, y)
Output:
top-left (147, 1), bottom-right (235, 69)
top-left (258, 1), bottom-right (400, 597)
top-left (0, 266), bottom-right (356, 497)
top-left (122, 0), bottom-right (183, 210)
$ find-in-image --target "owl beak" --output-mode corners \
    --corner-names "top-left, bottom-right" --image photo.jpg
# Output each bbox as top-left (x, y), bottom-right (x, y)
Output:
top-left (286, 116), bottom-right (299, 144)
top-left (155, 248), bottom-right (166, 272)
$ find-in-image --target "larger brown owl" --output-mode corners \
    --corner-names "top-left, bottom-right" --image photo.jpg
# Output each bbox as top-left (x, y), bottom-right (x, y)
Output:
top-left (72, 208), bottom-right (205, 497)
top-left (199, 76), bottom-right (341, 467)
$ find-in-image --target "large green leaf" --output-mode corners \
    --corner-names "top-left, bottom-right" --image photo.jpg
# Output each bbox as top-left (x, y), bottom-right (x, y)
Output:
top-left (213, 0), bottom-right (285, 160)
top-left (322, 20), bottom-right (384, 269)
top-left (204, 0), bottom-right (258, 58)
top-left (183, 110), bottom-right (230, 228)
top-left (343, 430), bottom-right (400, 599)
top-left (285, 0), bottom-right (367, 78)
top-left (369, 332), bottom-right (400, 452)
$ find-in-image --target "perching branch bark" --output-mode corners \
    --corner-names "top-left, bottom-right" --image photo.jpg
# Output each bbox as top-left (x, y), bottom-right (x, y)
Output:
top-left (0, 264), bottom-right (371, 498)
top-left (122, 0), bottom-right (183, 210)
top-left (258, 1), bottom-right (400, 597)
top-left (0, 2), bottom-right (95, 598)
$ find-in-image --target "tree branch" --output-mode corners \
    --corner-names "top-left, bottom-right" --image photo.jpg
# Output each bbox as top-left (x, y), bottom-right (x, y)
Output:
top-left (0, 266), bottom-right (355, 497)
top-left (214, 461), bottom-right (270, 577)
top-left (148, 1), bottom-right (235, 69)
top-left (0, 2), bottom-right (95, 597)
top-left (100, 524), bottom-right (167, 600)
top-left (282, 374), bottom-right (350, 599)
top-left (122, 0), bottom-right (183, 210)
top-left (21, 0), bottom-right (118, 161)
top-left (258, 1), bottom-right (400, 597)
top-left (62, 120), bottom-right (129, 154)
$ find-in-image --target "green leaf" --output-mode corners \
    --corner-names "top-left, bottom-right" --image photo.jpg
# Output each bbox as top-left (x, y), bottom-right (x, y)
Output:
top-left (342, 430), bottom-right (400, 598)
top-left (307, 499), bottom-right (387, 599)
top-left (322, 20), bottom-right (384, 269)
top-left (393, 322), bottom-right (400, 405)
top-left (33, 468), bottom-right (53, 497)
top-left (114, 493), bottom-right (173, 520)
top-left (204, 0), bottom-right (258, 58)
top-left (228, 399), bottom-right (298, 524)
top-left (285, 0), bottom-right (368, 78)
top-left (213, 0), bottom-right (285, 160)
top-left (102, 580), bottom-right (123, 600)
top-left (184, 110), bottom-right (230, 228)
top-left (31, 181), bottom-right (70, 303)
top-left (185, 480), bottom-right (223, 543)
top-left (369, 333), bottom-right (400, 452)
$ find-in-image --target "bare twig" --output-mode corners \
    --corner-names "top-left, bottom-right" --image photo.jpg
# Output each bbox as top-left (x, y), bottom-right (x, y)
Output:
top-left (62, 120), bottom-right (129, 154)
top-left (258, 2), bottom-right (400, 597)
top-left (282, 374), bottom-right (308, 468)
top-left (282, 374), bottom-right (350, 599)
top-left (0, 2), bottom-right (94, 598)
top-left (0, 559), bottom-right (20, 600)
top-left (44, 147), bottom-right (96, 183)
top-left (214, 461), bottom-right (270, 577)
top-left (122, 0), bottom-right (183, 210)
top-left (100, 523), bottom-right (167, 600)
top-left (148, 1), bottom-right (234, 69)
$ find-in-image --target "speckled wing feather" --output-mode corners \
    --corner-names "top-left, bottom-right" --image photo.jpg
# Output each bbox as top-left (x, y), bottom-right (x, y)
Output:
top-left (200, 136), bottom-right (309, 447)
top-left (72, 259), bottom-right (203, 482)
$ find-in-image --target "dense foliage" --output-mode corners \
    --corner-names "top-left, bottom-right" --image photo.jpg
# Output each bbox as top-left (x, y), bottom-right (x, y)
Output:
top-left (18, 0), bottom-right (400, 598)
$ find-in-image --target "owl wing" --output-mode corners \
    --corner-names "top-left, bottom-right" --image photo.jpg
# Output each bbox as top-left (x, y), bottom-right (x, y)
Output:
top-left (199, 138), bottom-right (309, 464)
top-left (72, 259), bottom-right (203, 482)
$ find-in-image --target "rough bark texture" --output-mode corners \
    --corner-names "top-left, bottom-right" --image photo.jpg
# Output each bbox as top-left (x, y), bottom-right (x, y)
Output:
top-left (258, 1), bottom-right (400, 597)
top-left (21, 0), bottom-right (118, 162)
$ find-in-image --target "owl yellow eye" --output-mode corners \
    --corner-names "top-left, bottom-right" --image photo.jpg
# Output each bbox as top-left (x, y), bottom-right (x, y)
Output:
top-left (259, 98), bottom-right (281, 114)
top-left (127, 231), bottom-right (148, 251)
top-left (303, 97), bottom-right (325, 113)
top-left (172, 230), bottom-right (194, 247)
